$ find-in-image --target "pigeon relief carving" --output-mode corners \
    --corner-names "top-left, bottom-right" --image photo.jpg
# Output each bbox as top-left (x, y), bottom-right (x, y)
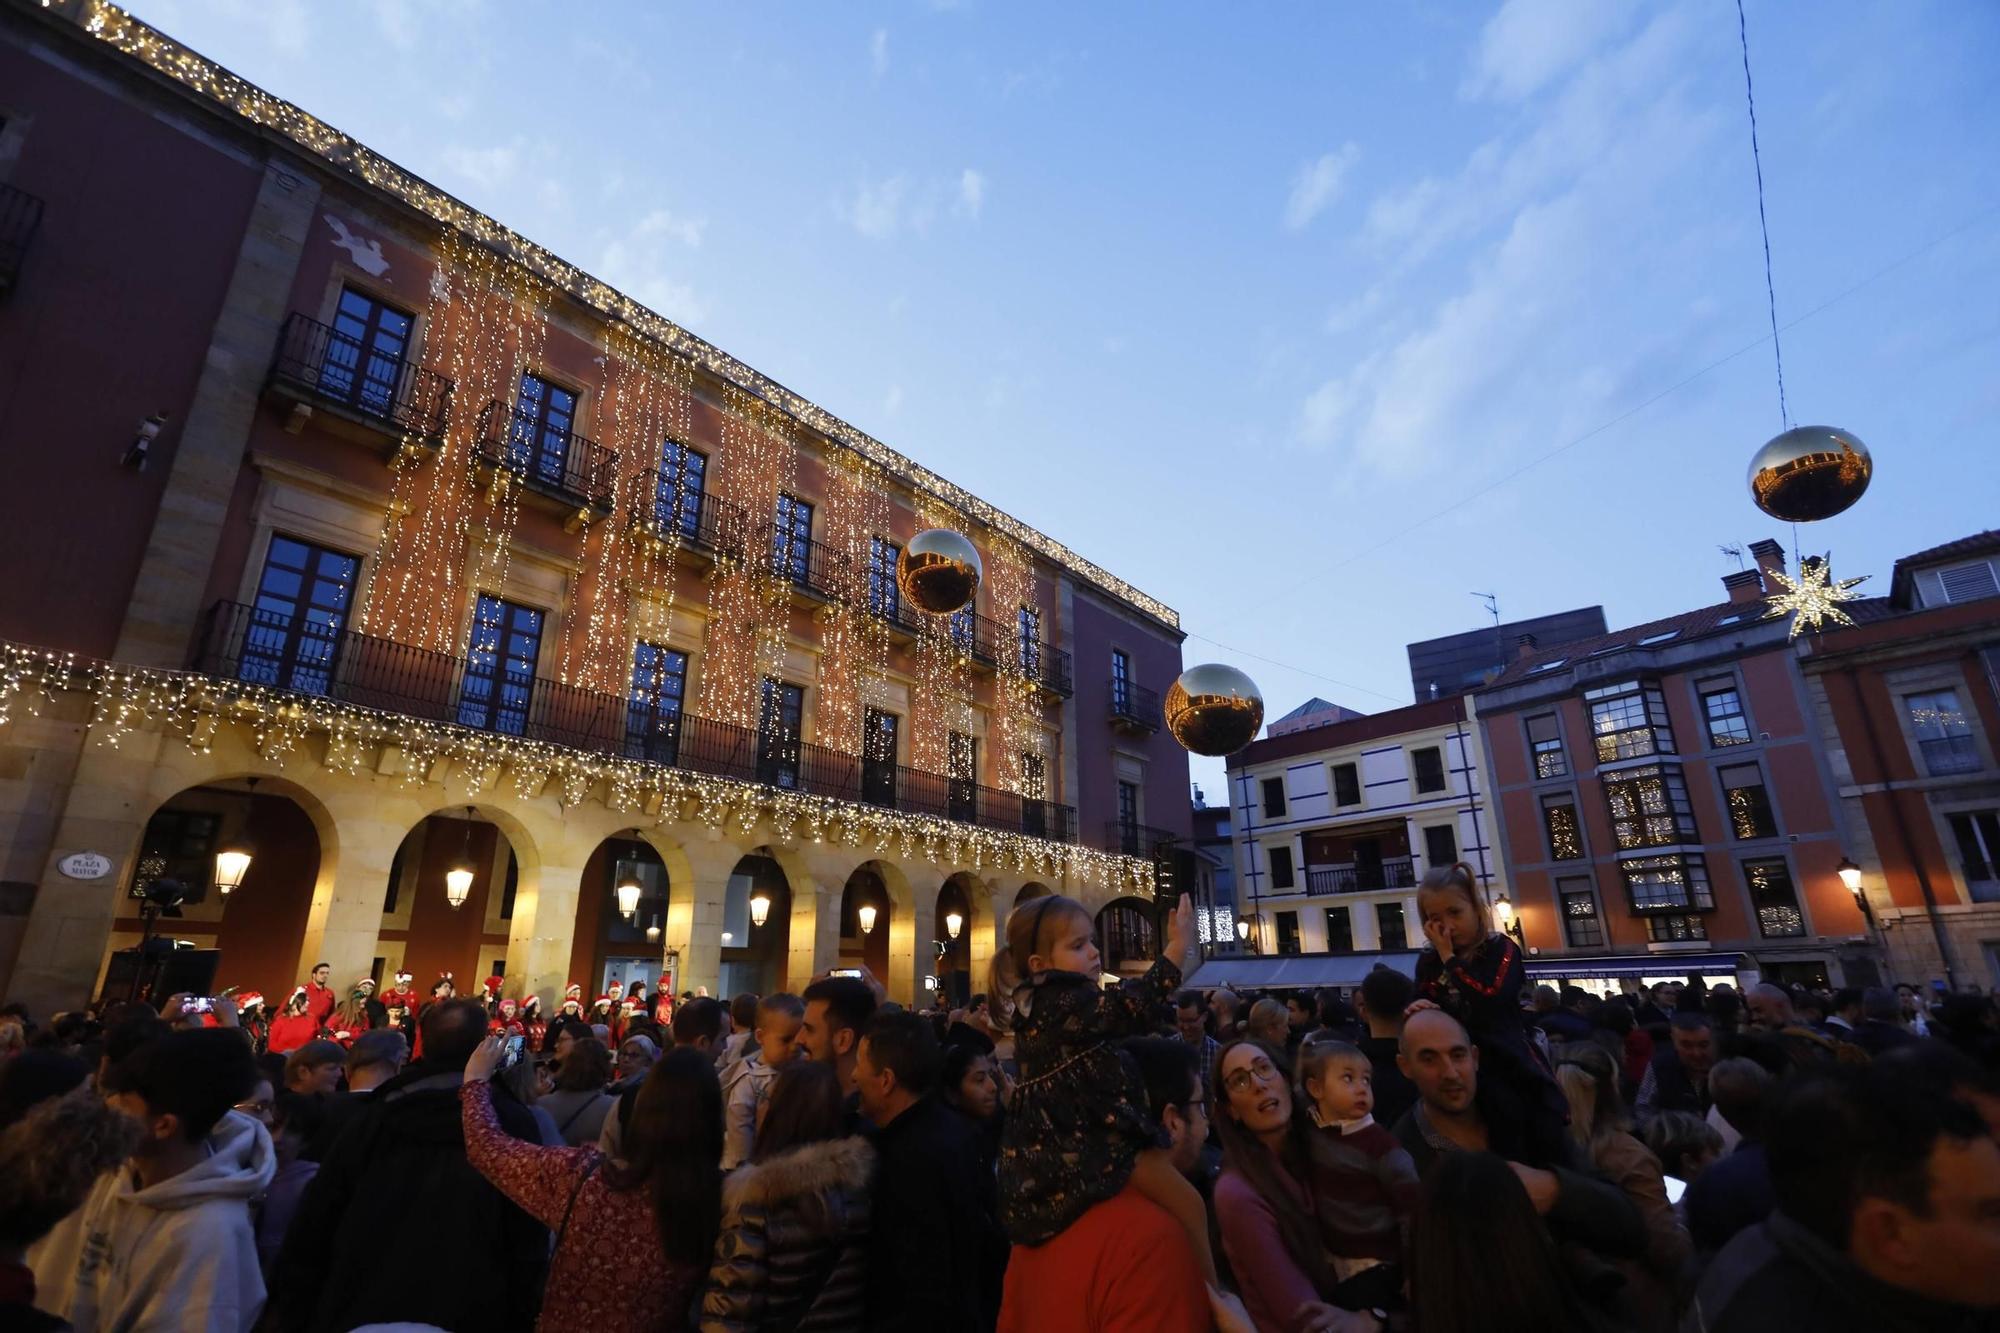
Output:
top-left (324, 213), bottom-right (392, 277)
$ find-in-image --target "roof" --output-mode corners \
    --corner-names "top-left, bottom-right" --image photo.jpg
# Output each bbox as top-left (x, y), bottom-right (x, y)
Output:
top-left (1482, 599), bottom-right (1767, 689)
top-left (1227, 695), bottom-right (1464, 770)
top-left (1185, 952), bottom-right (1423, 991)
top-left (34, 3), bottom-right (1180, 632)
top-left (1266, 697), bottom-right (1369, 737)
top-left (1890, 529), bottom-right (2000, 607)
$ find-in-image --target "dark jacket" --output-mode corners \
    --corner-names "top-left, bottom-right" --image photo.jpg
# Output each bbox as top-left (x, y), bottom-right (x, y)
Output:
top-left (1849, 1019), bottom-right (1917, 1057)
top-left (1358, 1035), bottom-right (1418, 1129)
top-left (264, 1064), bottom-right (550, 1333)
top-left (864, 1096), bottom-right (1007, 1333)
top-left (1685, 1142), bottom-right (1774, 1255)
top-left (1537, 1008), bottom-right (1596, 1045)
top-left (701, 1135), bottom-right (875, 1332)
top-left (1688, 1210), bottom-right (1995, 1332)
top-left (1637, 1046), bottom-right (1710, 1122)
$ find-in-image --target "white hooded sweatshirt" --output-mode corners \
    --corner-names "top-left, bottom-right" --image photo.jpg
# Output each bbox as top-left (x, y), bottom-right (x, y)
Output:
top-left (30, 1109), bottom-right (276, 1333)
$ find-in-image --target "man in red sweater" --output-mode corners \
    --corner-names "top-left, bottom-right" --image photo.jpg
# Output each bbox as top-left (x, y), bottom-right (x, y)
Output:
top-left (997, 1184), bottom-right (1212, 1333)
top-left (303, 961), bottom-right (336, 1031)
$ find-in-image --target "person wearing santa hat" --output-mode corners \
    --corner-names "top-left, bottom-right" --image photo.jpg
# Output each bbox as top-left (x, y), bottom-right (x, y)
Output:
top-left (302, 961), bottom-right (337, 1032)
top-left (481, 975), bottom-right (505, 1016)
top-left (267, 988), bottom-right (318, 1054)
top-left (521, 994), bottom-right (548, 1050)
top-left (329, 982), bottom-right (378, 1047)
top-left (545, 988), bottom-right (586, 1053)
top-left (380, 970), bottom-right (417, 1036)
top-left (490, 997), bottom-right (524, 1038)
top-left (233, 990), bottom-right (270, 1053)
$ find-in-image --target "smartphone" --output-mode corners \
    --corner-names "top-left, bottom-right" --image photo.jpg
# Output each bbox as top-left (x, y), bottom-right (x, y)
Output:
top-left (499, 1034), bottom-right (526, 1071)
top-left (830, 968), bottom-right (863, 979)
top-left (1663, 1175), bottom-right (1688, 1206)
top-left (187, 997), bottom-right (214, 1014)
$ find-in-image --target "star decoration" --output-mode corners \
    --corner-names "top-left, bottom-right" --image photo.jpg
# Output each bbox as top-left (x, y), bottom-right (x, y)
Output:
top-left (1762, 556), bottom-right (1869, 639)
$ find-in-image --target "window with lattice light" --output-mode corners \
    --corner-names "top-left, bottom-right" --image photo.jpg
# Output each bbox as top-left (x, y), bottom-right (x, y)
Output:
top-left (1541, 792), bottom-right (1584, 861)
top-left (1645, 914), bottom-right (1707, 943)
top-left (1743, 858), bottom-right (1805, 938)
top-left (1557, 877), bottom-right (1603, 948)
top-left (1720, 763), bottom-right (1778, 840)
top-left (1603, 764), bottom-right (1698, 850)
top-left (1526, 713), bottom-right (1568, 778)
top-left (1619, 853), bottom-right (1713, 914)
top-left (1698, 677), bottom-right (1752, 748)
top-left (1586, 680), bottom-right (1676, 763)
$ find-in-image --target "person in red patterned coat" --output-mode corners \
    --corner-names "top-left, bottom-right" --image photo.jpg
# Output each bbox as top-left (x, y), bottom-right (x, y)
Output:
top-left (521, 995), bottom-right (547, 1051)
top-left (458, 1036), bottom-right (723, 1333)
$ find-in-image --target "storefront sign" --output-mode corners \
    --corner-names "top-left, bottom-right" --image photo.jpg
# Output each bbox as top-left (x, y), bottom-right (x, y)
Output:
top-left (58, 852), bottom-right (113, 881)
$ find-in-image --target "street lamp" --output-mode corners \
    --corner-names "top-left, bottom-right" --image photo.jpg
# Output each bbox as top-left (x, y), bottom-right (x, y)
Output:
top-left (945, 910), bottom-right (964, 940)
top-left (213, 842), bottom-right (253, 898)
top-left (1236, 915), bottom-right (1254, 949)
top-left (444, 806), bottom-right (476, 911)
top-left (1493, 893), bottom-right (1526, 946)
top-left (749, 892), bottom-right (771, 928)
top-left (858, 903), bottom-right (878, 935)
top-left (1838, 856), bottom-right (1875, 928)
top-left (616, 875), bottom-right (643, 921)
top-left (645, 916), bottom-right (661, 943)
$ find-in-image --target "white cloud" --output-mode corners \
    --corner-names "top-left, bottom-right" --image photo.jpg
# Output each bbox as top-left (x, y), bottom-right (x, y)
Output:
top-left (871, 28), bottom-right (890, 78)
top-left (631, 207), bottom-right (706, 249)
top-left (1283, 144), bottom-right (1360, 232)
top-left (955, 169), bottom-right (986, 220)
top-left (598, 209), bottom-right (709, 325)
top-left (441, 141), bottom-right (520, 190)
top-left (1462, 0), bottom-right (1639, 102)
top-left (844, 175), bottom-right (915, 240)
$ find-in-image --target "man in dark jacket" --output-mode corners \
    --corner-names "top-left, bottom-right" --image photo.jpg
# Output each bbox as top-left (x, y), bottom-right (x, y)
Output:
top-left (857, 1010), bottom-right (1006, 1332)
top-left (1691, 1064), bottom-right (2000, 1331)
top-left (1356, 966), bottom-right (1419, 1129)
top-left (265, 999), bottom-right (549, 1333)
top-left (1850, 986), bottom-right (1919, 1057)
top-left (1635, 1010), bottom-right (1716, 1125)
top-left (1534, 984), bottom-right (1596, 1045)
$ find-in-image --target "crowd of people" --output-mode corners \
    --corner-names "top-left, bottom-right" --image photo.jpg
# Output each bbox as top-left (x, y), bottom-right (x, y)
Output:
top-left (4, 859), bottom-right (2000, 1331)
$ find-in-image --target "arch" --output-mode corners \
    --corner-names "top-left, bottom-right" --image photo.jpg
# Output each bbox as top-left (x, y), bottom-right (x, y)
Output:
top-left (718, 846), bottom-right (796, 998)
top-left (837, 861), bottom-right (899, 981)
top-left (566, 829), bottom-right (693, 1005)
top-left (1015, 881), bottom-right (1053, 907)
top-left (377, 804), bottom-right (531, 998)
top-left (1096, 895), bottom-right (1161, 978)
top-left (101, 776), bottom-right (329, 1007)
top-left (935, 872), bottom-right (981, 1006)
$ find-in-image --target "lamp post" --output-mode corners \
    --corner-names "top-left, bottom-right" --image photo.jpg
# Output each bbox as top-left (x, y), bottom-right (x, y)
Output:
top-left (1492, 893), bottom-right (1526, 947)
top-left (749, 892), bottom-right (771, 929)
top-left (1236, 914), bottom-right (1256, 953)
top-left (616, 876), bottom-right (643, 921)
top-left (858, 903), bottom-right (878, 935)
top-left (945, 910), bottom-right (963, 941)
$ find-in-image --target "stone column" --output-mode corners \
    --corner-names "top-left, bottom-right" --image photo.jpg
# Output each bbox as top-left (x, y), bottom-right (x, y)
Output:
top-left (663, 838), bottom-right (743, 1000)
top-left (291, 794), bottom-right (396, 992)
top-left (786, 879), bottom-right (839, 997)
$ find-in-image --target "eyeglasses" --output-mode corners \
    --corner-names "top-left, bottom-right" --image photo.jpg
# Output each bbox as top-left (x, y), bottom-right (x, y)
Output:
top-left (234, 1098), bottom-right (274, 1118)
top-left (1222, 1056), bottom-right (1278, 1096)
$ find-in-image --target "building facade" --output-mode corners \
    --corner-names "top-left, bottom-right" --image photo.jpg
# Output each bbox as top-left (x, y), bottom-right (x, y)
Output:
top-left (0, 1), bottom-right (1184, 1014)
top-left (1475, 540), bottom-right (1871, 992)
top-left (1799, 531), bottom-right (2000, 988)
top-left (1211, 696), bottom-right (1501, 987)
top-left (1406, 606), bottom-right (1606, 702)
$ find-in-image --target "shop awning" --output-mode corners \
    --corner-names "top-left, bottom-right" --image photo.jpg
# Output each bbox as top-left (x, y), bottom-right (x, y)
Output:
top-left (1523, 951), bottom-right (1747, 980)
top-left (1183, 952), bottom-right (1423, 991)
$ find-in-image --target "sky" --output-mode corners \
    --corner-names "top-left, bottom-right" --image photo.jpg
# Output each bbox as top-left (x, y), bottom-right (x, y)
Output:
top-left (131, 0), bottom-right (2000, 799)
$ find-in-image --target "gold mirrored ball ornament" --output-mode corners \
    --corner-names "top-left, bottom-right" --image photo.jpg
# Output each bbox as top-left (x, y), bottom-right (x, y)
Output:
top-left (897, 528), bottom-right (983, 615)
top-left (1747, 426), bottom-right (1872, 523)
top-left (1166, 664), bottom-right (1265, 757)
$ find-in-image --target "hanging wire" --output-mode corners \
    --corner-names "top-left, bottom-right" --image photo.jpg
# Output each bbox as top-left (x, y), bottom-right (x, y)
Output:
top-left (1736, 0), bottom-right (1789, 432)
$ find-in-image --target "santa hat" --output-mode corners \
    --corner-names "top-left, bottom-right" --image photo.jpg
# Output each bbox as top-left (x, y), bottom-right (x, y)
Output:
top-left (520, 994), bottom-right (542, 1014)
top-left (592, 995), bottom-right (613, 1010)
top-left (565, 982), bottom-right (582, 1000)
top-left (498, 998), bottom-right (518, 1015)
top-left (236, 991), bottom-right (264, 1012)
top-left (287, 986), bottom-right (309, 1012)
top-left (395, 970), bottom-right (414, 985)
top-left (355, 976), bottom-right (377, 991)
top-left (560, 996), bottom-right (582, 1013)
top-left (348, 982), bottom-right (373, 1002)
top-left (483, 975), bottom-right (504, 997)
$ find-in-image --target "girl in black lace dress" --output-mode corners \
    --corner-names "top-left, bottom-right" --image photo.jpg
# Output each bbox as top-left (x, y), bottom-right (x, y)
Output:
top-left (997, 892), bottom-right (1216, 1284)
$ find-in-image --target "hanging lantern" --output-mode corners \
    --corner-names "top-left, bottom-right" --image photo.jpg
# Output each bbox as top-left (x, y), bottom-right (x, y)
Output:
top-left (645, 917), bottom-right (661, 943)
top-left (1165, 663), bottom-right (1265, 757)
top-left (945, 910), bottom-right (964, 940)
top-left (1235, 915), bottom-right (1252, 941)
top-left (858, 903), bottom-right (878, 935)
top-left (213, 843), bottom-right (253, 898)
top-left (897, 529), bottom-right (983, 615)
top-left (616, 876), bottom-right (643, 921)
top-left (444, 866), bottom-right (474, 911)
top-left (1747, 426), bottom-right (1872, 523)
top-left (749, 892), bottom-right (771, 928)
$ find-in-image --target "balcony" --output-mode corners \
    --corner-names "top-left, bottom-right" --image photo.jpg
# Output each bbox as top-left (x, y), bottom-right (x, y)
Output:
top-left (193, 600), bottom-right (1077, 844)
top-left (474, 399), bottom-right (618, 521)
top-left (264, 313), bottom-right (453, 453)
top-left (945, 608), bottom-right (1004, 669)
top-left (0, 181), bottom-right (45, 295)
top-left (1024, 643), bottom-right (1075, 697)
top-left (1920, 734), bottom-right (1982, 777)
top-left (1109, 680), bottom-right (1162, 734)
top-left (1103, 820), bottom-right (1181, 857)
top-left (1305, 857), bottom-right (1419, 896)
top-left (759, 529), bottom-right (855, 605)
top-left (626, 477), bottom-right (749, 567)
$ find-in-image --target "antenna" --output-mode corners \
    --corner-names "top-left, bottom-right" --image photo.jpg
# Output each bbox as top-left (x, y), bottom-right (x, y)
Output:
top-left (1472, 592), bottom-right (1501, 682)
top-left (1719, 543), bottom-right (1746, 571)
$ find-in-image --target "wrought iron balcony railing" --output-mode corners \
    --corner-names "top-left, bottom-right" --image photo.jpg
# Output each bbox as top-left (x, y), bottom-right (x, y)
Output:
top-left (193, 600), bottom-right (1078, 844)
top-left (0, 181), bottom-right (45, 295)
top-left (1102, 820), bottom-right (1181, 857)
top-left (628, 474), bottom-right (749, 561)
top-left (474, 399), bottom-right (618, 513)
top-left (759, 528), bottom-right (855, 603)
top-left (1109, 679), bottom-right (1162, 732)
top-left (1304, 857), bottom-right (1419, 896)
top-left (266, 312), bottom-right (453, 445)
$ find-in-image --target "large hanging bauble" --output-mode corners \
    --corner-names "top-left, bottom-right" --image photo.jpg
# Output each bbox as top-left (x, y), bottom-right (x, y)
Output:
top-left (1165, 664), bottom-right (1265, 757)
top-left (898, 529), bottom-right (983, 615)
top-left (1747, 426), bottom-right (1872, 523)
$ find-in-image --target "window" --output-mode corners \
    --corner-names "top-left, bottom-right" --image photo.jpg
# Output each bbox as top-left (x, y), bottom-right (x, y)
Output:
top-left (1743, 858), bottom-right (1805, 937)
top-left (867, 537), bottom-right (900, 620)
top-left (320, 286), bottom-right (414, 418)
top-left (131, 809), bottom-right (221, 902)
top-left (1935, 560), bottom-right (2000, 605)
top-left (652, 441), bottom-right (706, 540)
top-left (1541, 792), bottom-right (1584, 861)
top-left (1646, 914), bottom-right (1708, 943)
top-left (949, 605), bottom-right (977, 655)
top-left (947, 732), bottom-right (978, 822)
top-left (1100, 902), bottom-right (1157, 970)
top-left (1587, 680), bottom-right (1675, 762)
top-left (1619, 853), bottom-right (1715, 914)
top-left (1111, 649), bottom-right (1132, 712)
top-left (625, 641), bottom-right (687, 764)
top-left (1424, 824), bottom-right (1458, 867)
top-left (1557, 878), bottom-right (1603, 948)
top-left (1412, 747), bottom-right (1446, 794)
top-left (1719, 763), bottom-right (1778, 840)
top-left (1376, 902), bottom-right (1409, 951)
top-left (773, 494), bottom-right (813, 586)
top-left (1603, 764), bottom-right (1698, 850)
top-left (458, 595), bottom-right (542, 735)
top-left (1017, 606), bottom-right (1041, 677)
top-left (1269, 845), bottom-right (1295, 890)
top-left (1699, 679), bottom-right (1752, 748)
top-left (508, 372), bottom-right (578, 491)
top-left (1324, 906), bottom-right (1353, 953)
top-left (1332, 763), bottom-right (1360, 807)
top-left (1527, 713), bottom-right (1567, 778)
top-left (757, 678), bottom-right (805, 788)
top-left (1275, 910), bottom-right (1301, 956)
top-left (1907, 690), bottom-right (1980, 776)
top-left (1020, 753), bottom-right (1048, 837)
top-left (1261, 778), bottom-right (1287, 818)
top-left (240, 535), bottom-right (360, 696)
top-left (1949, 811), bottom-right (2000, 900)
top-left (862, 708), bottom-right (899, 807)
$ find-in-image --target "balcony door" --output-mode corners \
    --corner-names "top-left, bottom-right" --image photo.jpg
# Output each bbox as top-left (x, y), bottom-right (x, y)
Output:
top-left (509, 372), bottom-right (577, 491)
top-left (948, 732), bottom-right (978, 823)
top-left (626, 641), bottom-right (687, 764)
top-left (241, 535), bottom-right (360, 696)
top-left (653, 441), bottom-right (706, 541)
top-left (1112, 648), bottom-right (1133, 713)
top-left (867, 538), bottom-right (900, 620)
top-left (773, 494), bottom-right (813, 586)
top-left (321, 286), bottom-right (413, 418)
top-left (862, 708), bottom-right (899, 807)
top-left (1351, 838), bottom-right (1385, 891)
top-left (758, 678), bottom-right (805, 788)
top-left (1017, 606), bottom-right (1041, 677)
top-left (458, 595), bottom-right (543, 735)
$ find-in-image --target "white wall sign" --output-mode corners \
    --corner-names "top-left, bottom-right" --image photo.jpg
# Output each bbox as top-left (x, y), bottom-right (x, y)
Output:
top-left (59, 852), bottom-right (113, 881)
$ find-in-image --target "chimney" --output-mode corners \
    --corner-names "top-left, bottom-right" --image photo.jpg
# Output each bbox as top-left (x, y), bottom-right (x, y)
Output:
top-left (1515, 633), bottom-right (1539, 662)
top-left (1722, 569), bottom-right (1764, 604)
top-left (1748, 538), bottom-right (1787, 591)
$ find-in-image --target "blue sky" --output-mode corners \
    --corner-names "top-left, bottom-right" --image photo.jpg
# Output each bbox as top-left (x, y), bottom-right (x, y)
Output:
top-left (134, 0), bottom-right (2000, 797)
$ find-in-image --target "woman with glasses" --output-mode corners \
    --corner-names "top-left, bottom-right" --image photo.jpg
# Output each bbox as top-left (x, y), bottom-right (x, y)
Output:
top-left (1211, 1038), bottom-right (1383, 1333)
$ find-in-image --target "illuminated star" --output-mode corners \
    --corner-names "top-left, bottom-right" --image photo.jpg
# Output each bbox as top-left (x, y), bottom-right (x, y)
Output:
top-left (1762, 556), bottom-right (1869, 639)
